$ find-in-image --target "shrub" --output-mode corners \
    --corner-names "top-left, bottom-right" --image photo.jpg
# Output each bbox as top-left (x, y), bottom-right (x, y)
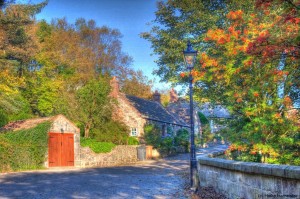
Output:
top-left (75, 122), bottom-right (85, 138)
top-left (174, 129), bottom-right (189, 151)
top-left (0, 122), bottom-right (51, 172)
top-left (145, 124), bottom-right (189, 154)
top-left (80, 138), bottom-right (116, 153)
top-left (0, 109), bottom-right (8, 127)
top-left (144, 124), bottom-right (162, 148)
top-left (91, 120), bottom-right (129, 145)
top-left (127, 136), bottom-right (139, 145)
top-left (160, 136), bottom-right (174, 153)
top-left (198, 112), bottom-right (209, 125)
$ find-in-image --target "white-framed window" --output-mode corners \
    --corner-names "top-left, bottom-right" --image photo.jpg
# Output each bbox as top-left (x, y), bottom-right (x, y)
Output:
top-left (130, 128), bottom-right (138, 136)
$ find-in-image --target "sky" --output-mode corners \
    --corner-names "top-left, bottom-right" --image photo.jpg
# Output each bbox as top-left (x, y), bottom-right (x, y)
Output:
top-left (30, 0), bottom-right (171, 90)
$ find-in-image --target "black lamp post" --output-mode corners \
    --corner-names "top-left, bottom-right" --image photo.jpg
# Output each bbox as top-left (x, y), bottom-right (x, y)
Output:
top-left (183, 40), bottom-right (198, 189)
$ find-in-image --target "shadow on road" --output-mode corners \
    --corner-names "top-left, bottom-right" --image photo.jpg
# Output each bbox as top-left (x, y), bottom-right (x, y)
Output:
top-left (0, 154), bottom-right (189, 199)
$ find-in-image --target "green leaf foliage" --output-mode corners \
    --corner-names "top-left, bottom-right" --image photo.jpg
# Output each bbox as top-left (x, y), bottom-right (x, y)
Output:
top-left (144, 124), bottom-right (189, 153)
top-left (198, 112), bottom-right (209, 125)
top-left (145, 0), bottom-right (300, 165)
top-left (90, 120), bottom-right (130, 145)
top-left (0, 122), bottom-right (51, 172)
top-left (174, 128), bottom-right (189, 151)
top-left (76, 77), bottom-right (112, 138)
top-left (0, 109), bottom-right (8, 127)
top-left (144, 124), bottom-right (163, 148)
top-left (80, 137), bottom-right (116, 153)
top-left (127, 136), bottom-right (139, 145)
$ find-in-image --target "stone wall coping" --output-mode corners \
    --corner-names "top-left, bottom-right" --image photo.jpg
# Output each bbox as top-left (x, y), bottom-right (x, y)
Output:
top-left (198, 151), bottom-right (300, 180)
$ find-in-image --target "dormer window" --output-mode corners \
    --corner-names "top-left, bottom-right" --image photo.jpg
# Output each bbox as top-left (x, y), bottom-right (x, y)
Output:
top-left (130, 128), bottom-right (138, 136)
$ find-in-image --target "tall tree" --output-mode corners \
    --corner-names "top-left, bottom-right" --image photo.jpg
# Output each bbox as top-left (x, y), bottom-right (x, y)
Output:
top-left (121, 69), bottom-right (153, 99)
top-left (36, 18), bottom-right (132, 88)
top-left (76, 77), bottom-right (111, 138)
top-left (0, 0), bottom-right (46, 122)
top-left (0, 1), bottom-right (47, 76)
top-left (141, 0), bottom-right (227, 84)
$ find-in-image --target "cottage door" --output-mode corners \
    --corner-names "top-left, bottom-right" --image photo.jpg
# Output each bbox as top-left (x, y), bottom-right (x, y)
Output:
top-left (48, 133), bottom-right (74, 167)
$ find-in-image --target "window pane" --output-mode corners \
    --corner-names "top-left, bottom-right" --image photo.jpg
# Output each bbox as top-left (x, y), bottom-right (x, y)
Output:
top-left (131, 128), bottom-right (137, 136)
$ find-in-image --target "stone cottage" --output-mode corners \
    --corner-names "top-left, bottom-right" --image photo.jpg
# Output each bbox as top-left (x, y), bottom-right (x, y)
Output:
top-left (1, 115), bottom-right (80, 167)
top-left (110, 77), bottom-right (188, 140)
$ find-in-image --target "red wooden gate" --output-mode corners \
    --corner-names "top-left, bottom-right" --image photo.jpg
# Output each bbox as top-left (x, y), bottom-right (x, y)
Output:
top-left (48, 133), bottom-right (74, 167)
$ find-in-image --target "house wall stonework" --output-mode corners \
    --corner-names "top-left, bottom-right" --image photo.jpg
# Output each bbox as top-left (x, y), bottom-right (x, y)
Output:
top-left (80, 145), bottom-right (139, 167)
top-left (113, 94), bottom-right (147, 138)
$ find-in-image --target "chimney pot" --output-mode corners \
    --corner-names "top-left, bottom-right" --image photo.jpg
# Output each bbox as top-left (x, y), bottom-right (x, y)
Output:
top-left (110, 76), bottom-right (119, 98)
top-left (170, 88), bottom-right (178, 103)
top-left (153, 90), bottom-right (161, 104)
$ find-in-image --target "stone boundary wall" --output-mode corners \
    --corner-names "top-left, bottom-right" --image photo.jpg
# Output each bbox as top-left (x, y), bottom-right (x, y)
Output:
top-left (197, 151), bottom-right (300, 199)
top-left (80, 145), bottom-right (139, 168)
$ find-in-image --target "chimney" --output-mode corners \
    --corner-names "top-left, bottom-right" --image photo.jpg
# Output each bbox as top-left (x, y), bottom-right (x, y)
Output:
top-left (110, 76), bottom-right (119, 98)
top-left (153, 90), bottom-right (161, 104)
top-left (170, 88), bottom-right (178, 103)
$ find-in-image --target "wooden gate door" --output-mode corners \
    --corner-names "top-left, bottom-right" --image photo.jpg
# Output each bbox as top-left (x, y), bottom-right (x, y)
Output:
top-left (48, 133), bottom-right (74, 167)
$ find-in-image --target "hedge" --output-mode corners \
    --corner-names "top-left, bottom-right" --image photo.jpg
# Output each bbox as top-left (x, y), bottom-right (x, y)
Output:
top-left (0, 122), bottom-right (51, 172)
top-left (80, 138), bottom-right (116, 153)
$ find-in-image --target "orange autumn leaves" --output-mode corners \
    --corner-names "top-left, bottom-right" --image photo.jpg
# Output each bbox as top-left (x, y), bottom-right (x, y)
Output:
top-left (180, 69), bottom-right (205, 82)
top-left (227, 10), bottom-right (243, 21)
top-left (205, 10), bottom-right (249, 57)
top-left (204, 7), bottom-right (299, 61)
top-left (179, 6), bottom-right (299, 89)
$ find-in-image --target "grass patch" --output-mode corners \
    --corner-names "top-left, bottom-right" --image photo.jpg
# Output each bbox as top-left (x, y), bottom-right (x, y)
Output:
top-left (80, 138), bottom-right (116, 153)
top-left (0, 122), bottom-right (51, 172)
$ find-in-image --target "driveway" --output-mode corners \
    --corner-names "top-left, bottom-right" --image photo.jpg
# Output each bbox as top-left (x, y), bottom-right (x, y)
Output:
top-left (0, 154), bottom-right (189, 199)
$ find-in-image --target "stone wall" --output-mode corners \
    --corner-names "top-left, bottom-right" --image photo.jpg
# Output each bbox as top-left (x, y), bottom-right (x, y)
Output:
top-left (197, 153), bottom-right (300, 199)
top-left (80, 145), bottom-right (139, 167)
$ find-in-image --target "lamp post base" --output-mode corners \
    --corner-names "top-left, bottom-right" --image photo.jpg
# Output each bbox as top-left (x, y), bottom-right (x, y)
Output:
top-left (190, 159), bottom-right (198, 191)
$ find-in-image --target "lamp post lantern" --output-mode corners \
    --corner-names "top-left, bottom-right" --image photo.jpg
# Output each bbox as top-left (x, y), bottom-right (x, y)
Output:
top-left (183, 40), bottom-right (198, 189)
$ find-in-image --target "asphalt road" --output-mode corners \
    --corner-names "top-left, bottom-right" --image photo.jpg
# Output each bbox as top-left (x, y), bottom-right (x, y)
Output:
top-left (0, 154), bottom-right (189, 199)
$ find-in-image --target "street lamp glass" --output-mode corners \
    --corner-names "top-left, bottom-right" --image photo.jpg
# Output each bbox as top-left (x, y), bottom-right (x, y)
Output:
top-left (183, 41), bottom-right (197, 69)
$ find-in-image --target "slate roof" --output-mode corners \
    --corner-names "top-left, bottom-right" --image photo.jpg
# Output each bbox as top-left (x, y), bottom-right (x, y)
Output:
top-left (125, 95), bottom-right (188, 127)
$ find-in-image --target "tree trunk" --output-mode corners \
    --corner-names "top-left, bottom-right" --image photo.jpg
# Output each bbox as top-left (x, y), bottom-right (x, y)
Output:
top-left (84, 123), bottom-right (91, 138)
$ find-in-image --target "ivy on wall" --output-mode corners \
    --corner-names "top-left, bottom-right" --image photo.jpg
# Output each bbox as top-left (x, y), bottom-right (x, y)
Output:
top-left (0, 122), bottom-right (51, 172)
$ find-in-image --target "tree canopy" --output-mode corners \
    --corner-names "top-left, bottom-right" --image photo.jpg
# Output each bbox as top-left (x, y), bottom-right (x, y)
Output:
top-left (143, 0), bottom-right (300, 165)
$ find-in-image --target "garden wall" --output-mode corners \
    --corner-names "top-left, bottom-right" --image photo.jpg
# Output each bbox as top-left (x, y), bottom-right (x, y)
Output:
top-left (197, 152), bottom-right (300, 199)
top-left (80, 145), bottom-right (139, 167)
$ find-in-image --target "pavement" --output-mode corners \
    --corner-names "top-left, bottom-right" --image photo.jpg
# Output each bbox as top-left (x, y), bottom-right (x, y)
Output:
top-left (0, 144), bottom-right (228, 199)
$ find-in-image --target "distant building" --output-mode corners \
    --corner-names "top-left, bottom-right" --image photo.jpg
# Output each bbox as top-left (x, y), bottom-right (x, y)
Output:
top-left (166, 88), bottom-right (232, 134)
top-left (198, 103), bottom-right (232, 133)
